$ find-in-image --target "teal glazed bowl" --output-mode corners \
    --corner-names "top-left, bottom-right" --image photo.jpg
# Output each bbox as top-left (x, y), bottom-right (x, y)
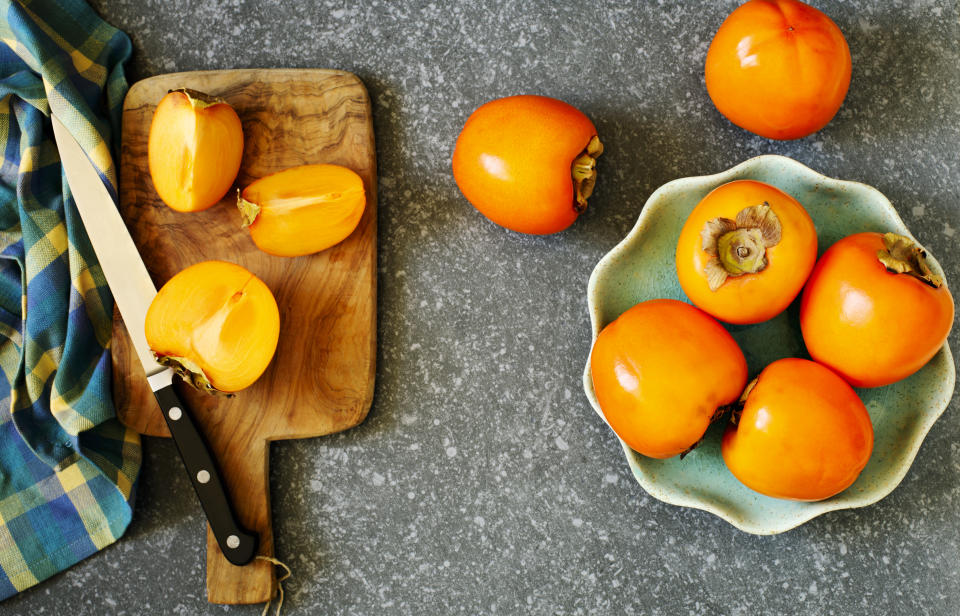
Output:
top-left (582, 155), bottom-right (956, 534)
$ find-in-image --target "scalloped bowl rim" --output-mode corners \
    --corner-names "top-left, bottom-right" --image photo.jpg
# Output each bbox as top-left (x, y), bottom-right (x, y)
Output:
top-left (582, 154), bottom-right (956, 534)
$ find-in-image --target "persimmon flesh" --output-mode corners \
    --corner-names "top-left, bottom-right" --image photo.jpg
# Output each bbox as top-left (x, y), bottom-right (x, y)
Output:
top-left (145, 261), bottom-right (280, 394)
top-left (590, 299), bottom-right (748, 459)
top-left (238, 164), bottom-right (366, 257)
top-left (722, 358), bottom-right (873, 501)
top-left (148, 89), bottom-right (244, 212)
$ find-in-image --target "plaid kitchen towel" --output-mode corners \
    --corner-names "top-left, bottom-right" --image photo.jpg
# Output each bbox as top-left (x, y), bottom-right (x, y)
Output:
top-left (0, 0), bottom-right (140, 599)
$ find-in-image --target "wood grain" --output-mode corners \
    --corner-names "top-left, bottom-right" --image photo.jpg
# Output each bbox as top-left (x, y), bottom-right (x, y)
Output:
top-left (113, 69), bottom-right (376, 604)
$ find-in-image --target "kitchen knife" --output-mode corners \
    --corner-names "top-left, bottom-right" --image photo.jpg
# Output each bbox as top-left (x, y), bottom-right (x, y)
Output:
top-left (51, 115), bottom-right (258, 567)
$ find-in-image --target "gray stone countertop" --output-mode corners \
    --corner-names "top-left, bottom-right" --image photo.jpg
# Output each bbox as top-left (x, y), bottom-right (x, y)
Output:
top-left (7, 1), bottom-right (960, 614)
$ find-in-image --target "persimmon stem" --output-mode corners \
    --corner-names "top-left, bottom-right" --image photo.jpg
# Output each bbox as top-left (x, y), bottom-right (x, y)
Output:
top-left (876, 232), bottom-right (943, 288)
top-left (571, 135), bottom-right (604, 213)
top-left (701, 202), bottom-right (782, 290)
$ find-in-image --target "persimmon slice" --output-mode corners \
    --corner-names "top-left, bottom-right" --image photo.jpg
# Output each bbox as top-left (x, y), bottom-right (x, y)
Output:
top-left (148, 88), bottom-right (244, 212)
top-left (145, 261), bottom-right (280, 394)
top-left (237, 164), bottom-right (366, 257)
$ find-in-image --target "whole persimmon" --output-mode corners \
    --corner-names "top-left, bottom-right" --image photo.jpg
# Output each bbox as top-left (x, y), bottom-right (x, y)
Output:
top-left (452, 95), bottom-right (603, 235)
top-left (145, 261), bottom-right (280, 394)
top-left (722, 358), bottom-right (873, 501)
top-left (590, 299), bottom-right (747, 459)
top-left (675, 180), bottom-right (817, 324)
top-left (800, 232), bottom-right (954, 388)
top-left (705, 0), bottom-right (851, 140)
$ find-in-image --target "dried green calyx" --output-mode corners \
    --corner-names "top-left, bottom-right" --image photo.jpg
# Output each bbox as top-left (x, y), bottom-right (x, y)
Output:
top-left (876, 232), bottom-right (943, 288)
top-left (154, 353), bottom-right (233, 397)
top-left (701, 202), bottom-right (782, 291)
top-left (571, 135), bottom-right (604, 214)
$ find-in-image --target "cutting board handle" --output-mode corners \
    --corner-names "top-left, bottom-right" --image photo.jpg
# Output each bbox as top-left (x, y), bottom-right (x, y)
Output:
top-left (205, 438), bottom-right (276, 604)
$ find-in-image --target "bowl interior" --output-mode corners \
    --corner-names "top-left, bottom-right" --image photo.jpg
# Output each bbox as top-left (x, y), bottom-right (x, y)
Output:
top-left (583, 155), bottom-right (955, 534)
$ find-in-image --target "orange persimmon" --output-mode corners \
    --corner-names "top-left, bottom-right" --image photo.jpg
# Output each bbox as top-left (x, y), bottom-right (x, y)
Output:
top-left (705, 0), bottom-right (851, 140)
top-left (721, 358), bottom-right (873, 501)
top-left (452, 95), bottom-right (603, 235)
top-left (148, 88), bottom-right (243, 212)
top-left (675, 180), bottom-right (817, 324)
top-left (145, 261), bottom-right (280, 394)
top-left (590, 299), bottom-right (748, 459)
top-left (237, 164), bottom-right (366, 257)
top-left (800, 232), bottom-right (954, 388)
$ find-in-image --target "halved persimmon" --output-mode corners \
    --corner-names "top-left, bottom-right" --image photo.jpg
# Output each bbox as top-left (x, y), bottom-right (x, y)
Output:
top-left (237, 164), bottom-right (366, 257)
top-left (675, 180), bottom-right (817, 324)
top-left (148, 89), bottom-right (244, 212)
top-left (145, 260), bottom-right (280, 394)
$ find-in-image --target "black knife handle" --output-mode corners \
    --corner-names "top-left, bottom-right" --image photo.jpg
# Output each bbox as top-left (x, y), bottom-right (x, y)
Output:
top-left (150, 369), bottom-right (258, 566)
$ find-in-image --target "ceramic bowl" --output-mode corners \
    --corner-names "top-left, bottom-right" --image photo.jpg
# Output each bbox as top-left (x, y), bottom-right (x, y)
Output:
top-left (582, 154), bottom-right (956, 534)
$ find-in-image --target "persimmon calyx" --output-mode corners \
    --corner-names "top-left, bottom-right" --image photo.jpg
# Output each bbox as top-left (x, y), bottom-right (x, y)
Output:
top-left (877, 232), bottom-right (943, 288)
top-left (571, 135), bottom-right (604, 213)
top-left (170, 87), bottom-right (227, 111)
top-left (236, 189), bottom-right (261, 227)
top-left (700, 202), bottom-right (782, 291)
top-left (153, 353), bottom-right (234, 397)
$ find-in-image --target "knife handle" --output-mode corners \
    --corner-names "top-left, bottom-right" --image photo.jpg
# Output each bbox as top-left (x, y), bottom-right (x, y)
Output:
top-left (149, 368), bottom-right (258, 566)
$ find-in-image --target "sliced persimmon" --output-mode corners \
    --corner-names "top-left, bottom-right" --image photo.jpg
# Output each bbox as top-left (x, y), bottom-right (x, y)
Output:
top-left (145, 261), bottom-right (280, 394)
top-left (148, 88), bottom-right (244, 212)
top-left (237, 164), bottom-right (366, 257)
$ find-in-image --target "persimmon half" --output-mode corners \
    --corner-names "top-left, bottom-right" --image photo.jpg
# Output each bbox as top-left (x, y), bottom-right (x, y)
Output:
top-left (148, 89), bottom-right (244, 212)
top-left (800, 232), bottom-right (954, 388)
top-left (721, 358), bottom-right (873, 501)
top-left (145, 260), bottom-right (280, 394)
top-left (590, 299), bottom-right (747, 459)
top-left (676, 180), bottom-right (817, 324)
top-left (452, 95), bottom-right (603, 235)
top-left (705, 0), bottom-right (851, 140)
top-left (237, 164), bottom-right (366, 257)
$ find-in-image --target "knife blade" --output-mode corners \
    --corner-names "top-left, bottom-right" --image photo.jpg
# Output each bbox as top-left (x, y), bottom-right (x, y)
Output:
top-left (51, 115), bottom-right (258, 567)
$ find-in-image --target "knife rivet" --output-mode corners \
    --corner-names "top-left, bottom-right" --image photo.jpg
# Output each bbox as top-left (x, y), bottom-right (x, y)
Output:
top-left (197, 470), bottom-right (211, 484)
top-left (226, 535), bottom-right (240, 549)
top-left (168, 406), bottom-right (182, 421)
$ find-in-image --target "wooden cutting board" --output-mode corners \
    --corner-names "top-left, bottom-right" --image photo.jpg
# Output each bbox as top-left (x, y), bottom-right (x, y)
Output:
top-left (113, 69), bottom-right (376, 604)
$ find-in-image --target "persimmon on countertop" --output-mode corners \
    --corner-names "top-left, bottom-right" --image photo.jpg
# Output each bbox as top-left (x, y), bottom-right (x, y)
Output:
top-left (452, 95), bottom-right (603, 235)
top-left (705, 0), bottom-right (851, 140)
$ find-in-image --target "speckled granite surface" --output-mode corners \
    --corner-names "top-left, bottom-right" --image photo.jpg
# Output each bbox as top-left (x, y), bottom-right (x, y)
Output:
top-left (7, 1), bottom-right (960, 614)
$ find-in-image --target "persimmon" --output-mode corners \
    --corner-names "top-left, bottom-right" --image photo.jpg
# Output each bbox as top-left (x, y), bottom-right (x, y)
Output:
top-left (800, 232), bottom-right (954, 388)
top-left (145, 261), bottom-right (280, 394)
top-left (237, 164), bottom-right (366, 257)
top-left (675, 180), bottom-right (817, 325)
top-left (452, 95), bottom-right (603, 235)
top-left (590, 299), bottom-right (747, 459)
top-left (721, 358), bottom-right (873, 501)
top-left (705, 0), bottom-right (851, 140)
top-left (148, 88), bottom-right (244, 212)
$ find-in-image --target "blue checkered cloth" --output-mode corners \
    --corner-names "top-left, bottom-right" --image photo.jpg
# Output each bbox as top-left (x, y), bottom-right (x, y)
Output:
top-left (0, 0), bottom-right (140, 599)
